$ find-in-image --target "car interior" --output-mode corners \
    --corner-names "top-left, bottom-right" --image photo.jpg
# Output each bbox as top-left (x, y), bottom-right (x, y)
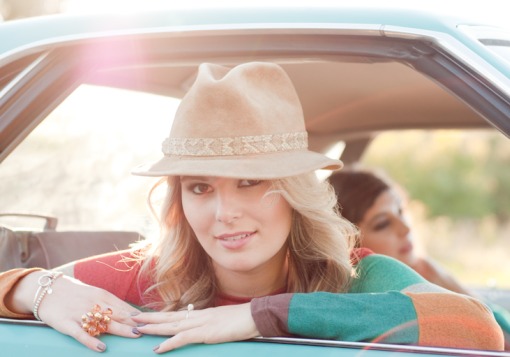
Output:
top-left (0, 30), bottom-right (508, 310)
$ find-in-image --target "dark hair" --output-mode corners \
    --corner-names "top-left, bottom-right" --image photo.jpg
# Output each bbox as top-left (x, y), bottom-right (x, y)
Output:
top-left (328, 169), bottom-right (390, 225)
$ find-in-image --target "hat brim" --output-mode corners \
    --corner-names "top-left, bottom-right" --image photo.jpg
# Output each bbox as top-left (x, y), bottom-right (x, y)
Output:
top-left (132, 150), bottom-right (343, 179)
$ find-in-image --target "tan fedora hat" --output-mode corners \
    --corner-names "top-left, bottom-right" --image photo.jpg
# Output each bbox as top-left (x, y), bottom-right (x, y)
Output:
top-left (133, 62), bottom-right (342, 179)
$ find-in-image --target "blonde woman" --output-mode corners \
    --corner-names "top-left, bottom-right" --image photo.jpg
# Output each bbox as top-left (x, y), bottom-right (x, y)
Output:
top-left (0, 62), bottom-right (504, 353)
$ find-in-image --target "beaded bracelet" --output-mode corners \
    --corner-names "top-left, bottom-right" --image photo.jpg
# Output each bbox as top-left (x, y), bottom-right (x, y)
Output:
top-left (32, 271), bottom-right (63, 321)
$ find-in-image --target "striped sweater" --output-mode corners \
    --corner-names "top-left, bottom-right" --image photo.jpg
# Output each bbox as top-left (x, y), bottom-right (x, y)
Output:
top-left (0, 249), bottom-right (503, 350)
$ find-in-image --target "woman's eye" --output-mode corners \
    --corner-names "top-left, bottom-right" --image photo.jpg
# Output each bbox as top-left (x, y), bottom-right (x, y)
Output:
top-left (191, 183), bottom-right (212, 194)
top-left (373, 220), bottom-right (391, 231)
top-left (239, 179), bottom-right (262, 187)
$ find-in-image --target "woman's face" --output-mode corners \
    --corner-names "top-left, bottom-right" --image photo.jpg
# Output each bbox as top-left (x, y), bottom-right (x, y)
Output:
top-left (357, 189), bottom-right (415, 265)
top-left (180, 176), bottom-right (292, 276)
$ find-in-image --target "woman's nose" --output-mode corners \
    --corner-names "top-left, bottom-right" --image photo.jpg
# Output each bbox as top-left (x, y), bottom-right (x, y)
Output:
top-left (214, 192), bottom-right (242, 224)
top-left (398, 217), bottom-right (411, 237)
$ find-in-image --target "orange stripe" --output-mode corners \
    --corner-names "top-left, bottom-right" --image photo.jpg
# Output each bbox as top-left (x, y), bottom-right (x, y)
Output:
top-left (407, 292), bottom-right (504, 350)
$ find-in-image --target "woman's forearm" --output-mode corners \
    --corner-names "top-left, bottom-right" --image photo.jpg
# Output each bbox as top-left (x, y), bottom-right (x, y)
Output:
top-left (1, 268), bottom-right (43, 318)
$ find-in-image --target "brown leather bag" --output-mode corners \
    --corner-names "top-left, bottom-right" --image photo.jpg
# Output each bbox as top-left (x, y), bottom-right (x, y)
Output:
top-left (0, 226), bottom-right (142, 272)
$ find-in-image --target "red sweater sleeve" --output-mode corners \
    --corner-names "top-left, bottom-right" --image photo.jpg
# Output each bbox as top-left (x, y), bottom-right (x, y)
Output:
top-left (73, 250), bottom-right (152, 307)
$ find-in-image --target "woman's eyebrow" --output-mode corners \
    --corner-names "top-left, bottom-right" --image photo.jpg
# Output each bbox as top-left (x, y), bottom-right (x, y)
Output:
top-left (181, 176), bottom-right (209, 182)
top-left (367, 212), bottom-right (387, 224)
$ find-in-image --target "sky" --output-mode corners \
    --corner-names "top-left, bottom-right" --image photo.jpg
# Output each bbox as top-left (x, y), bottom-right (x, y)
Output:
top-left (63, 0), bottom-right (510, 29)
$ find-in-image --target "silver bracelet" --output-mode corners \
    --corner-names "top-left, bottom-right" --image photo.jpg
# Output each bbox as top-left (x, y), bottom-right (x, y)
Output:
top-left (32, 271), bottom-right (63, 321)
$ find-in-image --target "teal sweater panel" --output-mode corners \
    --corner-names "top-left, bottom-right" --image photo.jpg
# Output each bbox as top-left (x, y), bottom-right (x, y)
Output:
top-left (287, 254), bottom-right (427, 344)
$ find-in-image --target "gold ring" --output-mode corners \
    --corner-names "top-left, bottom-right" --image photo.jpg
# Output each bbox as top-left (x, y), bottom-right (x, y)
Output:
top-left (185, 303), bottom-right (194, 320)
top-left (81, 304), bottom-right (113, 337)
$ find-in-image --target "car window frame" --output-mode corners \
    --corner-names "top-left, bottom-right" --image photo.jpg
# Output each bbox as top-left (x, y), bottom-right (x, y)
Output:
top-left (2, 26), bottom-right (510, 163)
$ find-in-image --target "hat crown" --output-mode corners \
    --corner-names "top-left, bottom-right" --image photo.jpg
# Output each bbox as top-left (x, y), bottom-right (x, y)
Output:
top-left (170, 62), bottom-right (306, 142)
top-left (133, 62), bottom-right (343, 179)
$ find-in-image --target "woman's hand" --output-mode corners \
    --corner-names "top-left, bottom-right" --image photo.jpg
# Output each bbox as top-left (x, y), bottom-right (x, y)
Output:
top-left (132, 303), bottom-right (260, 353)
top-left (8, 271), bottom-right (142, 352)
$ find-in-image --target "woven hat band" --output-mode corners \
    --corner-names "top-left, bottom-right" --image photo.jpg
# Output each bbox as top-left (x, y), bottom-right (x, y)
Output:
top-left (162, 131), bottom-right (308, 156)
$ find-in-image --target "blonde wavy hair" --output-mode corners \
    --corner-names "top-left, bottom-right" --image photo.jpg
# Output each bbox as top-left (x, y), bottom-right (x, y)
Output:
top-left (139, 172), bottom-right (358, 311)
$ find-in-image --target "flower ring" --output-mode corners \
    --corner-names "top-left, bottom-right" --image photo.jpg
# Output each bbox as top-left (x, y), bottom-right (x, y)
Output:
top-left (81, 304), bottom-right (113, 337)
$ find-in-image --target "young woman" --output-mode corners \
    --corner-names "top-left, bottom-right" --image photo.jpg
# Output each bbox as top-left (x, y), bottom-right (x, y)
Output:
top-left (327, 168), bottom-right (467, 291)
top-left (0, 62), bottom-right (504, 354)
top-left (329, 167), bottom-right (509, 349)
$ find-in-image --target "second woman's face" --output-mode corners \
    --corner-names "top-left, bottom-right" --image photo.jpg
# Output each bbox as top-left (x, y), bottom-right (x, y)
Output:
top-left (181, 177), bottom-right (292, 275)
top-left (357, 189), bottom-right (415, 265)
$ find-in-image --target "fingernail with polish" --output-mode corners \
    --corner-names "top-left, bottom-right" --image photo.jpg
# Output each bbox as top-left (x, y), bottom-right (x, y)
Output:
top-left (132, 327), bottom-right (142, 335)
top-left (97, 342), bottom-right (106, 352)
top-left (130, 311), bottom-right (140, 316)
top-left (137, 323), bottom-right (147, 327)
top-left (153, 344), bottom-right (160, 352)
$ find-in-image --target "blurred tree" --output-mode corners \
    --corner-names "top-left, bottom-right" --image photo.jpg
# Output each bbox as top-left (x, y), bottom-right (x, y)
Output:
top-left (362, 130), bottom-right (509, 221)
top-left (0, 0), bottom-right (62, 21)
top-left (485, 135), bottom-right (510, 222)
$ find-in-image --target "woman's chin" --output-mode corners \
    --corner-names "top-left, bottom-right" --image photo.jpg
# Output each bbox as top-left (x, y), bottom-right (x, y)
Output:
top-left (216, 259), bottom-right (259, 273)
top-left (397, 251), bottom-right (417, 267)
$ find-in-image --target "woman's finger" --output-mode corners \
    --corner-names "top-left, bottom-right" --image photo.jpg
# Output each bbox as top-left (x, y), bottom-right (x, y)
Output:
top-left (107, 319), bottom-right (143, 338)
top-left (135, 317), bottom-right (199, 336)
top-left (105, 303), bottom-right (140, 325)
top-left (154, 330), bottom-right (204, 354)
top-left (132, 310), bottom-right (187, 324)
top-left (138, 303), bottom-right (260, 353)
top-left (55, 311), bottom-right (141, 352)
top-left (54, 321), bottom-right (109, 352)
top-left (94, 291), bottom-right (141, 324)
top-left (75, 304), bottom-right (141, 338)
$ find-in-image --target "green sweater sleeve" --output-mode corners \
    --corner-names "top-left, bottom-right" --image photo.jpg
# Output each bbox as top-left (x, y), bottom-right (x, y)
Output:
top-left (287, 290), bottom-right (418, 343)
top-left (250, 254), bottom-right (504, 350)
top-left (287, 254), bottom-right (424, 344)
top-left (348, 254), bottom-right (427, 293)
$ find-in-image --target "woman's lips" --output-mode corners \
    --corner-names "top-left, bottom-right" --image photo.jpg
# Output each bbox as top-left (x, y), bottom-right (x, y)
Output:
top-left (400, 243), bottom-right (413, 255)
top-left (215, 231), bottom-right (256, 249)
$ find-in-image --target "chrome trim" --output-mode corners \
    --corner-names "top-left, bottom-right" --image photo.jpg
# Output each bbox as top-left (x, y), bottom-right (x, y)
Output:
top-left (0, 52), bottom-right (48, 100)
top-left (380, 24), bottom-right (510, 98)
top-left (0, 317), bottom-right (45, 326)
top-left (1, 21), bottom-right (509, 96)
top-left (0, 24), bottom-right (385, 65)
top-left (254, 337), bottom-right (510, 357)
